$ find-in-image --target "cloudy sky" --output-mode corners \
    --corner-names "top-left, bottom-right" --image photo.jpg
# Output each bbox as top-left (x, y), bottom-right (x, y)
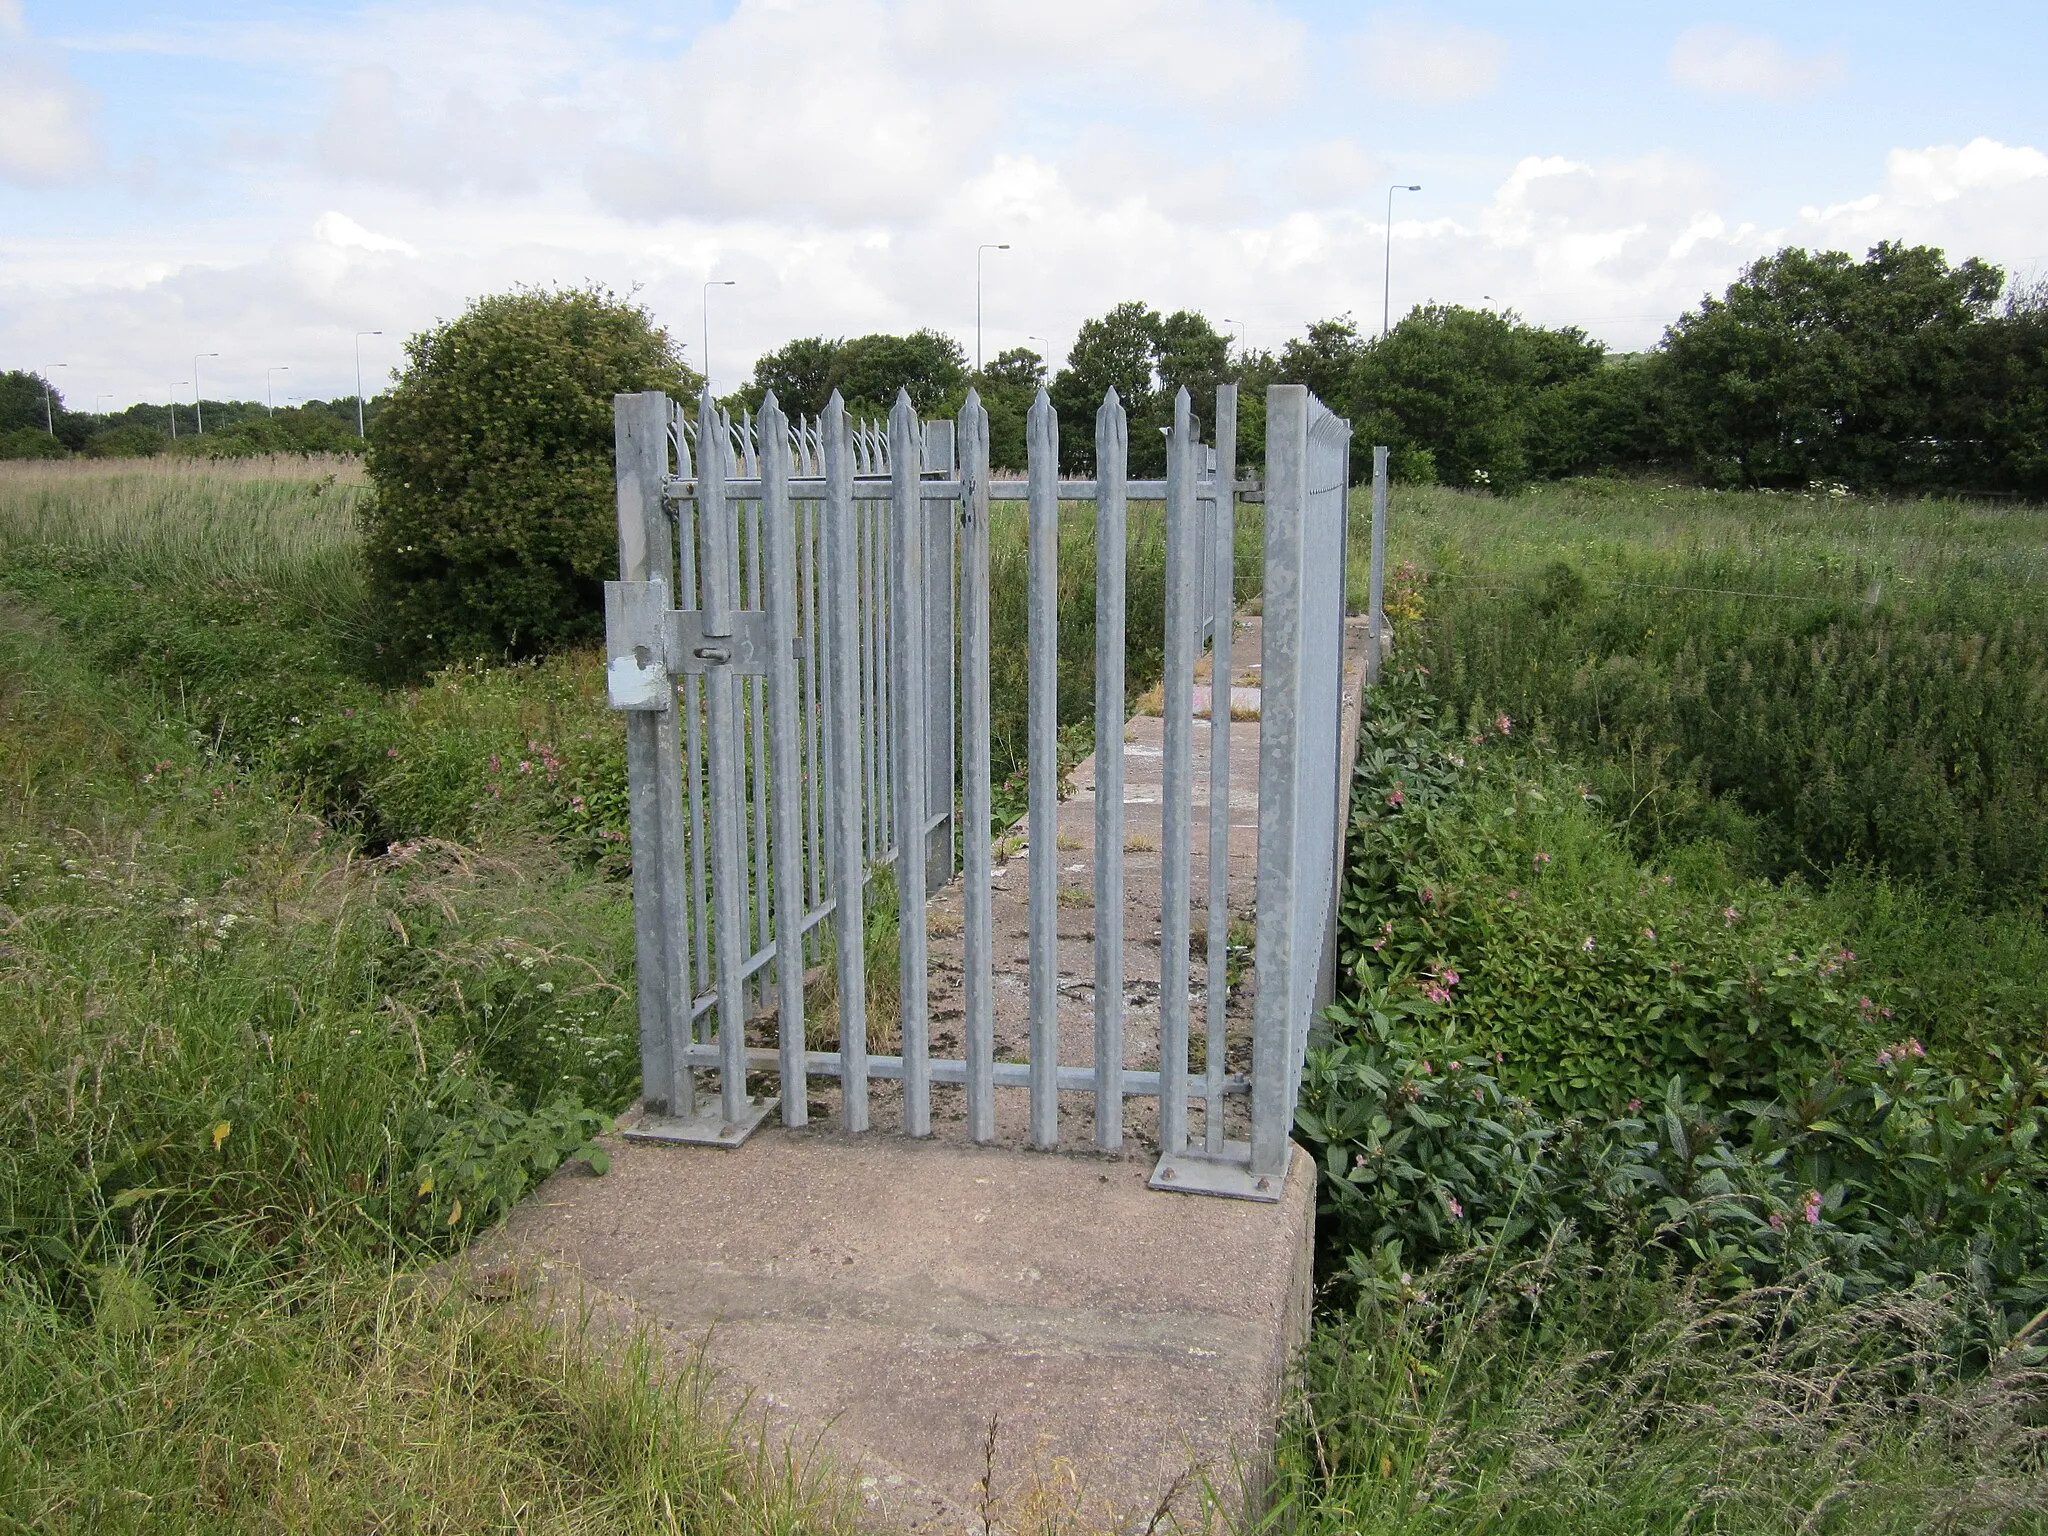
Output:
top-left (4, 0), bottom-right (2046, 411)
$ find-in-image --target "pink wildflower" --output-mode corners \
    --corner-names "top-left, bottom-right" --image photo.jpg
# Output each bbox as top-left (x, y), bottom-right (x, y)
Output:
top-left (1581, 936), bottom-right (1596, 953)
top-left (1643, 927), bottom-right (1656, 942)
top-left (518, 760), bottom-right (532, 774)
top-left (1723, 906), bottom-right (1741, 925)
top-left (1506, 888), bottom-right (1521, 901)
top-left (1803, 1190), bottom-right (1823, 1225)
top-left (1418, 1060), bottom-right (1432, 1075)
top-left (1626, 1097), bottom-right (1641, 1113)
top-left (1496, 713), bottom-right (1513, 736)
top-left (1386, 784), bottom-right (1405, 806)
top-left (1444, 1194), bottom-right (1463, 1218)
top-left (1769, 1212), bottom-right (1785, 1232)
top-left (1533, 851), bottom-right (1552, 869)
top-left (489, 754), bottom-right (501, 774)
top-left (1440, 968), bottom-right (1460, 988)
top-left (386, 748), bottom-right (400, 759)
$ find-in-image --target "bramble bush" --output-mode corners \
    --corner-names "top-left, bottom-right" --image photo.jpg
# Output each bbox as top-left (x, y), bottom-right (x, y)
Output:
top-left (362, 286), bottom-right (699, 673)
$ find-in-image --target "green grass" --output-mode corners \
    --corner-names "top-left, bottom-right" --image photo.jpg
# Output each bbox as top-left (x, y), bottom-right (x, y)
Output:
top-left (0, 464), bottom-right (857, 1533)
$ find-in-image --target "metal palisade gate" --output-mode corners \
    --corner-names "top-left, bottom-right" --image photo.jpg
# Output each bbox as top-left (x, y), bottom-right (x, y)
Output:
top-left (604, 381), bottom-right (1357, 1199)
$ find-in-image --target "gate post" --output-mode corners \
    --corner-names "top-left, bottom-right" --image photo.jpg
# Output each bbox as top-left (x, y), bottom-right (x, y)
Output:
top-left (611, 390), bottom-right (689, 1117)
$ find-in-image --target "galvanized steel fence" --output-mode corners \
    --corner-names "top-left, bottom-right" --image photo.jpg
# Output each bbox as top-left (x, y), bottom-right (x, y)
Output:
top-left (604, 380), bottom-right (1358, 1198)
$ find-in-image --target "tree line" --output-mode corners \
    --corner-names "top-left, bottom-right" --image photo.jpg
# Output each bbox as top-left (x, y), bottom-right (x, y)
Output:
top-left (0, 380), bottom-right (386, 460)
top-left (732, 240), bottom-right (2048, 497)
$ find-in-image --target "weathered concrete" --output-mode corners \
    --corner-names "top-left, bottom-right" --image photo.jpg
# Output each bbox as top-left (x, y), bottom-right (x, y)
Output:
top-left (481, 1130), bottom-right (1314, 1530)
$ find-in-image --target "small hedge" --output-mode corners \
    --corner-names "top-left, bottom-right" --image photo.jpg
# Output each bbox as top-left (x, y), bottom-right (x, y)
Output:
top-left (362, 287), bottom-right (696, 673)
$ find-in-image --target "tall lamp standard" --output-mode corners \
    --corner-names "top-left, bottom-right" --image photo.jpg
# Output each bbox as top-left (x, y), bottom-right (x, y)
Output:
top-left (702, 280), bottom-right (736, 394)
top-left (975, 244), bottom-right (1009, 375)
top-left (95, 393), bottom-right (113, 418)
top-left (354, 332), bottom-right (382, 438)
top-left (41, 364), bottom-right (67, 433)
top-left (193, 353), bottom-right (219, 434)
top-left (267, 366), bottom-right (290, 415)
top-left (1221, 317), bottom-right (1242, 367)
top-left (1382, 184), bottom-right (1421, 338)
top-left (169, 383), bottom-right (188, 440)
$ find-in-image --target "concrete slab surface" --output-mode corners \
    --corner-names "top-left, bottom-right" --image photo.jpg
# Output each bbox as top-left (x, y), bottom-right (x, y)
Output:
top-left (479, 1128), bottom-right (1314, 1532)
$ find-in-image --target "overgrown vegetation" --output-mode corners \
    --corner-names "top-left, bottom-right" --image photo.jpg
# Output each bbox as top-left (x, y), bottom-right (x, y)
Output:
top-left (1277, 479), bottom-right (2048, 1531)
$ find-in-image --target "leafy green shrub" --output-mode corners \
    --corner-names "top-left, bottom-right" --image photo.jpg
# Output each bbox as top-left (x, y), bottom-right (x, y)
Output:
top-left (362, 286), bottom-right (697, 673)
top-left (1299, 1014), bottom-right (2048, 1326)
top-left (83, 422), bottom-right (170, 457)
top-left (0, 426), bottom-right (67, 460)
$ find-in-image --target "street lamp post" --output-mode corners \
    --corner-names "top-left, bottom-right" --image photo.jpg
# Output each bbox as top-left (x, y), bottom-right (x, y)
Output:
top-left (193, 353), bottom-right (219, 434)
top-left (701, 281), bottom-right (736, 395)
top-left (42, 364), bottom-right (67, 433)
top-left (1382, 184), bottom-right (1421, 338)
top-left (354, 332), bottom-right (382, 438)
top-left (975, 243), bottom-right (1010, 375)
top-left (169, 384), bottom-right (188, 440)
top-left (95, 393), bottom-right (113, 418)
top-left (267, 367), bottom-right (290, 415)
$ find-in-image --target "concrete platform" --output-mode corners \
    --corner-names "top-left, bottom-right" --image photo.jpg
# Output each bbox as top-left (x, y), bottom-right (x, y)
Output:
top-left (476, 611), bottom-right (1380, 1529)
top-left (479, 1129), bottom-right (1315, 1531)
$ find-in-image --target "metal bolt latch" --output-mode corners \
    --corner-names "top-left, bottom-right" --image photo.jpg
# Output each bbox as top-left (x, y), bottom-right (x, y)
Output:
top-left (693, 644), bottom-right (732, 664)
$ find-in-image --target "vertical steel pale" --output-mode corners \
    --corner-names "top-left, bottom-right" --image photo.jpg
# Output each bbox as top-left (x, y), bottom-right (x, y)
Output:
top-left (959, 392), bottom-right (997, 1142)
top-left (1158, 388), bottom-right (1197, 1159)
top-left (889, 391), bottom-right (932, 1136)
top-left (696, 389), bottom-right (753, 1128)
top-left (758, 393), bottom-right (809, 1126)
top-left (822, 394), bottom-right (870, 1131)
top-left (1203, 385), bottom-right (1239, 1153)
top-left (1025, 388), bottom-right (1061, 1148)
top-left (1092, 388), bottom-right (1128, 1150)
top-left (1368, 445), bottom-right (1389, 684)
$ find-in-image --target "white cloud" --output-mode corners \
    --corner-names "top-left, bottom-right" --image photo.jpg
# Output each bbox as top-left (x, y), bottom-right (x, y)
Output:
top-left (314, 211), bottom-right (419, 257)
top-left (1669, 27), bottom-right (1845, 98)
top-left (1797, 137), bottom-right (2048, 279)
top-left (1350, 14), bottom-right (1507, 105)
top-left (0, 1), bottom-right (100, 184)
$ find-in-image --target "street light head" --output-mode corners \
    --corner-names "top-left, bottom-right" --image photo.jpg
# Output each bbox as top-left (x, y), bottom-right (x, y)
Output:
top-left (1407, 184), bottom-right (1421, 191)
top-left (998, 243), bottom-right (1010, 249)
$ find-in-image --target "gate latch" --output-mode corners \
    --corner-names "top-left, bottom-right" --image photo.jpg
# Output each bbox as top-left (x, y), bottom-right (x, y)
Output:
top-left (667, 610), bottom-right (773, 676)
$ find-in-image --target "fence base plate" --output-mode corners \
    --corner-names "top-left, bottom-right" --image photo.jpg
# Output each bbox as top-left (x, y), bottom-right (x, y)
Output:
top-left (1148, 1141), bottom-right (1292, 1202)
top-left (621, 1097), bottom-right (778, 1149)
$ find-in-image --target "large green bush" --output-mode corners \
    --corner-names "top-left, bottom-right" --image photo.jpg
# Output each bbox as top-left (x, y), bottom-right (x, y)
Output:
top-left (362, 287), bottom-right (696, 672)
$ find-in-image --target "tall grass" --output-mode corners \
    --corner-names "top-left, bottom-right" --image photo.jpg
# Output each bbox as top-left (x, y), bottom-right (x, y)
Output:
top-left (0, 456), bottom-right (368, 603)
top-left (0, 471), bottom-right (855, 1532)
top-left (1272, 1245), bottom-right (2048, 1535)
